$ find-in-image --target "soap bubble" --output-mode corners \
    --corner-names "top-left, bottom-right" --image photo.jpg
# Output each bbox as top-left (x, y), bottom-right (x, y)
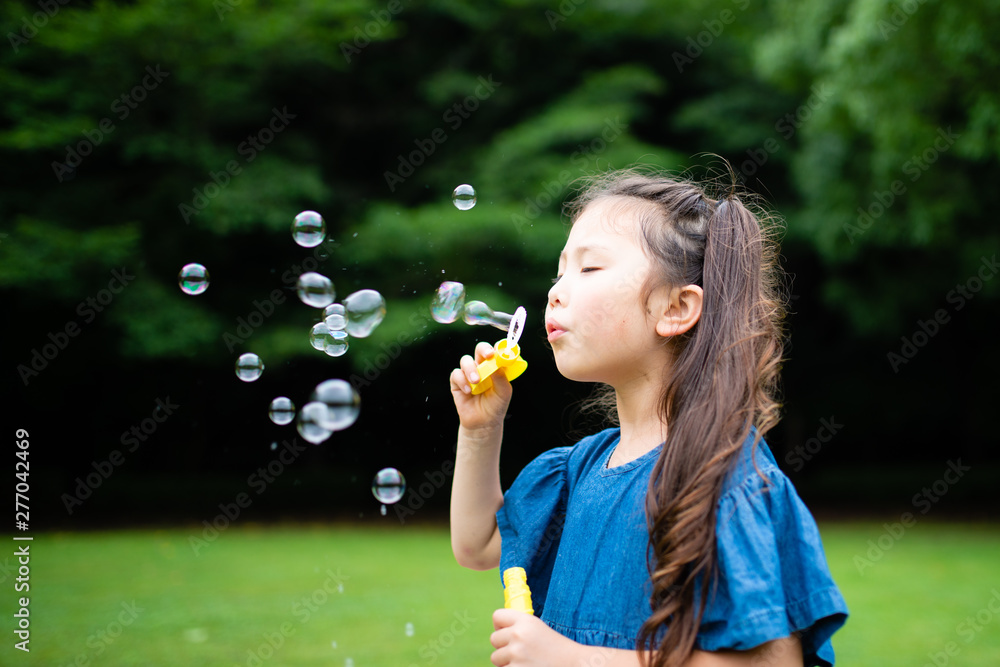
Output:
top-left (324, 303), bottom-right (347, 331)
top-left (430, 281), bottom-right (465, 323)
top-left (324, 330), bottom-right (349, 357)
top-left (405, 622), bottom-right (414, 637)
top-left (297, 272), bottom-right (335, 308)
top-left (343, 289), bottom-right (386, 338)
top-left (268, 396), bottom-right (296, 425)
top-left (297, 401), bottom-right (333, 444)
top-left (235, 353), bottom-right (264, 382)
top-left (452, 184), bottom-right (476, 211)
top-left (292, 210), bottom-right (326, 248)
top-left (372, 467), bottom-right (406, 504)
top-left (463, 300), bottom-right (512, 331)
top-left (178, 263), bottom-right (210, 295)
top-left (312, 379), bottom-right (361, 431)
top-left (310, 322), bottom-right (333, 351)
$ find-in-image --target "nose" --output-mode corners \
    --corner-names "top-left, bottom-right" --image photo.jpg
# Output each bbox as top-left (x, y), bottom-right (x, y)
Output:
top-left (547, 279), bottom-right (563, 309)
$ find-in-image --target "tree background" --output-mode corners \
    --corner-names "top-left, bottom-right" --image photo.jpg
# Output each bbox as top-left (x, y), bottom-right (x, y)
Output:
top-left (2, 0), bottom-right (997, 529)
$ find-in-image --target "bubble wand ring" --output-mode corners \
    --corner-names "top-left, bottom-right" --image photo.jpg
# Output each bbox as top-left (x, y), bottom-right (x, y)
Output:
top-left (470, 306), bottom-right (528, 395)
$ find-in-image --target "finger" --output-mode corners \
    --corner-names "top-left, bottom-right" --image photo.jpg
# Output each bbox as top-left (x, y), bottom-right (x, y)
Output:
top-left (489, 626), bottom-right (507, 649)
top-left (459, 354), bottom-right (481, 384)
top-left (474, 340), bottom-right (496, 363)
top-left (449, 367), bottom-right (471, 395)
top-left (490, 646), bottom-right (509, 667)
top-left (492, 607), bottom-right (518, 630)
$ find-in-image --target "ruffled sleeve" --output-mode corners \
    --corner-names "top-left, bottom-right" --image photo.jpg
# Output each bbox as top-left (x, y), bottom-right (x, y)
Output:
top-left (697, 466), bottom-right (848, 667)
top-left (495, 446), bottom-right (571, 616)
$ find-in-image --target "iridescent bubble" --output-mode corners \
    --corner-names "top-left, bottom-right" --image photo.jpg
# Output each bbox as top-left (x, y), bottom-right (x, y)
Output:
top-left (372, 467), bottom-right (406, 504)
top-left (297, 272), bottom-right (335, 308)
top-left (324, 330), bottom-right (349, 357)
top-left (310, 322), bottom-right (333, 351)
top-left (452, 184), bottom-right (476, 211)
top-left (311, 379), bottom-right (361, 431)
top-left (324, 303), bottom-right (347, 331)
top-left (462, 300), bottom-right (512, 331)
top-left (178, 263), bottom-right (210, 295)
top-left (343, 289), bottom-right (386, 338)
top-left (268, 396), bottom-right (295, 425)
top-left (235, 353), bottom-right (264, 382)
top-left (297, 401), bottom-right (333, 445)
top-left (430, 281), bottom-right (465, 323)
top-left (292, 210), bottom-right (326, 248)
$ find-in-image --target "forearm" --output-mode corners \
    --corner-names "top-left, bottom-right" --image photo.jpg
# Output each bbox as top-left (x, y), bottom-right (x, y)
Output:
top-left (450, 424), bottom-right (504, 569)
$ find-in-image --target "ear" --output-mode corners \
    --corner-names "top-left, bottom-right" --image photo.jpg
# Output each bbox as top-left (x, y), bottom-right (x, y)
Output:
top-left (652, 284), bottom-right (703, 338)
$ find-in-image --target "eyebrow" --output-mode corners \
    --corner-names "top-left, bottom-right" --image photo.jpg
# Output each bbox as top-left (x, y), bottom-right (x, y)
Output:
top-left (558, 244), bottom-right (610, 261)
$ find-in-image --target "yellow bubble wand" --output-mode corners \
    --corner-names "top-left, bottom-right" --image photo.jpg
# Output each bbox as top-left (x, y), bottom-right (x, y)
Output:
top-left (502, 566), bottom-right (534, 614)
top-left (470, 306), bottom-right (528, 395)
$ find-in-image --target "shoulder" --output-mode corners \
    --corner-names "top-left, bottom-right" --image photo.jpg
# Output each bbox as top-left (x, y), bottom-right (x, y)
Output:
top-left (510, 427), bottom-right (620, 488)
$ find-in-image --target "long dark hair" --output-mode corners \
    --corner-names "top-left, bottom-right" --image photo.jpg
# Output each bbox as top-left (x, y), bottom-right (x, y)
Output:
top-left (566, 166), bottom-right (787, 667)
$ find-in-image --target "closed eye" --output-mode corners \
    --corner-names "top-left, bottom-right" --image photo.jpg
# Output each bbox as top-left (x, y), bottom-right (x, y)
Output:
top-left (551, 275), bottom-right (562, 285)
top-left (581, 267), bottom-right (601, 273)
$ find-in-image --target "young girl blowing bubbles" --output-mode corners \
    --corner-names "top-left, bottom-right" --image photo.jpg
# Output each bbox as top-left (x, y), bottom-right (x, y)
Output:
top-left (449, 169), bottom-right (848, 667)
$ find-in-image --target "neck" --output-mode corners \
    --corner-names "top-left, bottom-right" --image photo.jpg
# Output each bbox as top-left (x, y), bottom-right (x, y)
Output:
top-left (612, 368), bottom-right (667, 464)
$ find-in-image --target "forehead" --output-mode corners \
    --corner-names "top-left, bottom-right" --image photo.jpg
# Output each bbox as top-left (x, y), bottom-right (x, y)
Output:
top-left (563, 196), bottom-right (653, 252)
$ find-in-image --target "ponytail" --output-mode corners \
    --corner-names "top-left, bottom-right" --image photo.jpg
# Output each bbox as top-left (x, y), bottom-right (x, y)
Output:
top-left (567, 168), bottom-right (787, 667)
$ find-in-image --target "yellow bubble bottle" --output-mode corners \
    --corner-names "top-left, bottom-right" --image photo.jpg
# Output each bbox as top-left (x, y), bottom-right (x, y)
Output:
top-left (470, 306), bottom-right (528, 395)
top-left (503, 566), bottom-right (534, 615)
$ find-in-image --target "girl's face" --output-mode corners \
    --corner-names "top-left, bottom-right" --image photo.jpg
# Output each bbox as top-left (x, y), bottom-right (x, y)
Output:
top-left (545, 197), bottom-right (667, 386)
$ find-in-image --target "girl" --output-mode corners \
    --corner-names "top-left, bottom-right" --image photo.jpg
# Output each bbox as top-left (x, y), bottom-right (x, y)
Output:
top-left (449, 169), bottom-right (848, 667)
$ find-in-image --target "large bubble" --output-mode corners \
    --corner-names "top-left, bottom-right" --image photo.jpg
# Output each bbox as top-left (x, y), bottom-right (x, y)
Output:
top-left (291, 210), bottom-right (326, 248)
top-left (462, 300), bottom-right (512, 331)
top-left (430, 281), bottom-right (465, 323)
top-left (343, 289), bottom-right (386, 338)
top-left (311, 379), bottom-right (361, 431)
top-left (178, 263), bottom-right (210, 295)
top-left (297, 272), bottom-right (335, 309)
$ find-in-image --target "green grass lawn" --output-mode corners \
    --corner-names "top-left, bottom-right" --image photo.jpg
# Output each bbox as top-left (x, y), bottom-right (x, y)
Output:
top-left (4, 521), bottom-right (999, 666)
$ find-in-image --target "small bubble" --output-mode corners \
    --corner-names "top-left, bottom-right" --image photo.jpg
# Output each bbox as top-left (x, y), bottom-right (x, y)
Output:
top-left (268, 396), bottom-right (296, 425)
top-left (405, 622), bottom-right (414, 637)
top-left (310, 322), bottom-right (333, 351)
top-left (324, 303), bottom-right (347, 331)
top-left (372, 467), bottom-right (406, 505)
top-left (345, 658), bottom-right (354, 667)
top-left (312, 379), bottom-right (361, 431)
top-left (292, 211), bottom-right (326, 248)
top-left (380, 504), bottom-right (387, 516)
top-left (178, 263), bottom-right (210, 295)
top-left (297, 272), bottom-right (335, 308)
top-left (324, 331), bottom-right (349, 357)
top-left (297, 401), bottom-right (333, 444)
top-left (331, 640), bottom-right (338, 649)
top-left (430, 281), bottom-right (465, 324)
top-left (452, 184), bottom-right (477, 210)
top-left (343, 289), bottom-right (386, 338)
top-left (235, 353), bottom-right (264, 382)
top-left (270, 442), bottom-right (278, 451)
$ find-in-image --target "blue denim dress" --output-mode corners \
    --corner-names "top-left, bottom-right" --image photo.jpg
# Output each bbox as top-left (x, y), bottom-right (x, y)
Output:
top-left (496, 428), bottom-right (848, 666)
